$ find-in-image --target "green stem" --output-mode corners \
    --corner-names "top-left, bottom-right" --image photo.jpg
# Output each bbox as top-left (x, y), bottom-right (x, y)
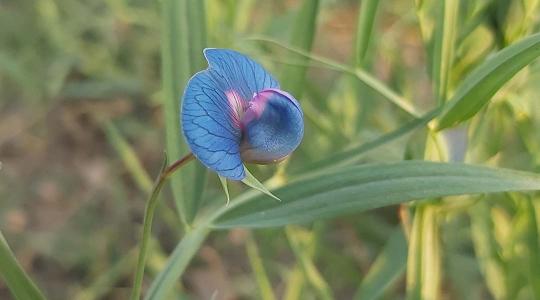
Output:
top-left (130, 152), bottom-right (195, 300)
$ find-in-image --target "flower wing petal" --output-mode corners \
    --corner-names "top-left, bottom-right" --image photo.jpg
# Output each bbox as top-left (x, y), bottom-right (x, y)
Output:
top-left (181, 71), bottom-right (245, 180)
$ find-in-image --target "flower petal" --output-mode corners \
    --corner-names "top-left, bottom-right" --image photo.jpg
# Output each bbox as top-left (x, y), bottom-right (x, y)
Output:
top-left (240, 89), bottom-right (304, 164)
top-left (181, 49), bottom-right (280, 180)
top-left (203, 48), bottom-right (280, 101)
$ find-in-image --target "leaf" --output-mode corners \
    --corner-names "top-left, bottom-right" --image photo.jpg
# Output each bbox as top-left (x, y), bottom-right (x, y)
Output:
top-left (355, 0), bottom-right (380, 67)
top-left (470, 200), bottom-right (508, 299)
top-left (0, 231), bottom-right (47, 300)
top-left (285, 226), bottom-right (333, 300)
top-left (242, 167), bottom-right (281, 202)
top-left (144, 226), bottom-right (209, 300)
top-left (295, 107), bottom-right (441, 174)
top-left (432, 0), bottom-right (459, 103)
top-left (354, 229), bottom-right (407, 300)
top-left (212, 161), bottom-right (540, 228)
top-left (248, 37), bottom-right (421, 117)
top-left (219, 175), bottom-right (231, 206)
top-left (161, 0), bottom-right (191, 223)
top-left (246, 235), bottom-right (277, 300)
top-left (280, 0), bottom-right (320, 98)
top-left (406, 205), bottom-right (441, 300)
top-left (436, 32), bottom-right (540, 130)
top-left (162, 0), bottom-right (207, 225)
top-left (103, 121), bottom-right (152, 193)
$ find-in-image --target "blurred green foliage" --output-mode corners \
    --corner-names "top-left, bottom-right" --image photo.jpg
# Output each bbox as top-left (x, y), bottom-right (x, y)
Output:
top-left (1, 0), bottom-right (540, 299)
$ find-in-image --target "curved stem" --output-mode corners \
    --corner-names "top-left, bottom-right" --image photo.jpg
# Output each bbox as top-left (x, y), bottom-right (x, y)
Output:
top-left (130, 152), bottom-right (195, 300)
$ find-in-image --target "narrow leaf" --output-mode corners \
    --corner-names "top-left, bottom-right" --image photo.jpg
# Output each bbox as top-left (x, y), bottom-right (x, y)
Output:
top-left (242, 167), bottom-right (281, 202)
top-left (432, 0), bottom-right (459, 103)
top-left (436, 32), bottom-right (540, 129)
top-left (0, 231), bottom-right (47, 300)
top-left (162, 0), bottom-right (208, 225)
top-left (161, 0), bottom-right (191, 224)
top-left (144, 226), bottom-right (209, 300)
top-left (355, 0), bottom-right (379, 67)
top-left (213, 161), bottom-right (540, 228)
top-left (248, 37), bottom-right (422, 117)
top-left (295, 107), bottom-right (442, 174)
top-left (281, 0), bottom-right (320, 98)
top-left (103, 121), bottom-right (152, 192)
top-left (285, 226), bottom-right (333, 300)
top-left (354, 229), bottom-right (407, 300)
top-left (246, 235), bottom-right (277, 300)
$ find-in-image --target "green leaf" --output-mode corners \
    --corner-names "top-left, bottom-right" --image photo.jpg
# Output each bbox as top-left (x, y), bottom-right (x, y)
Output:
top-left (355, 0), bottom-right (379, 67)
top-left (0, 231), bottom-right (47, 300)
top-left (436, 32), bottom-right (540, 130)
top-left (354, 229), bottom-right (407, 300)
top-left (161, 0), bottom-right (191, 225)
top-left (295, 107), bottom-right (442, 174)
top-left (406, 205), bottom-right (441, 300)
top-left (246, 235), bottom-right (277, 300)
top-left (219, 175), bottom-right (231, 206)
top-left (213, 161), bottom-right (540, 228)
top-left (242, 167), bottom-right (281, 202)
top-left (470, 200), bottom-right (508, 299)
top-left (285, 226), bottom-right (333, 300)
top-left (248, 37), bottom-right (422, 117)
top-left (103, 121), bottom-right (152, 193)
top-left (280, 0), bottom-right (320, 98)
top-left (161, 0), bottom-right (207, 226)
top-left (144, 226), bottom-right (209, 300)
top-left (432, 0), bottom-right (459, 103)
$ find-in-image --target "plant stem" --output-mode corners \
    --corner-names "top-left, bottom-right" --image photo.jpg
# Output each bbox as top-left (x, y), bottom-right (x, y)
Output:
top-left (130, 152), bottom-right (195, 300)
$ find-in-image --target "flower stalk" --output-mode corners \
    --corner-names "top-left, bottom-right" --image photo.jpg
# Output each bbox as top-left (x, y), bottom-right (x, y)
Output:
top-left (130, 152), bottom-right (195, 300)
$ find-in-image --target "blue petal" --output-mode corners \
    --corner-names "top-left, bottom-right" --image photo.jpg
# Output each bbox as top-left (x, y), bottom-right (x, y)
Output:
top-left (203, 48), bottom-right (280, 101)
top-left (181, 49), bottom-right (280, 180)
top-left (240, 89), bottom-right (304, 163)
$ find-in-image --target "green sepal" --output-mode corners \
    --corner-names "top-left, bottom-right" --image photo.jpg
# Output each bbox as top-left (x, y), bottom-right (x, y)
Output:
top-left (218, 175), bottom-right (231, 206)
top-left (241, 167), bottom-right (281, 202)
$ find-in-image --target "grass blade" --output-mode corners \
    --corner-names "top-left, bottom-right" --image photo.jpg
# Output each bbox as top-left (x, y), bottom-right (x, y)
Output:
top-left (354, 228), bottom-right (407, 300)
top-left (355, 0), bottom-right (379, 67)
top-left (212, 161), bottom-right (540, 228)
top-left (432, 0), bottom-right (459, 103)
top-left (280, 0), bottom-right (320, 98)
top-left (161, 0), bottom-right (191, 225)
top-left (161, 0), bottom-right (208, 225)
top-left (406, 205), bottom-right (441, 300)
top-left (285, 226), bottom-right (333, 300)
top-left (470, 200), bottom-right (508, 299)
top-left (246, 234), bottom-right (277, 300)
top-left (436, 32), bottom-right (540, 130)
top-left (144, 226), bottom-right (209, 300)
top-left (248, 37), bottom-right (422, 117)
top-left (0, 231), bottom-right (47, 300)
top-left (185, 0), bottom-right (209, 222)
top-left (103, 121), bottom-right (153, 192)
top-left (295, 107), bottom-right (442, 174)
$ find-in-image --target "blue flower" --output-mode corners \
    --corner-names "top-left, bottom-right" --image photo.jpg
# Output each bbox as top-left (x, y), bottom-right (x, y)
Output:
top-left (181, 48), bottom-right (304, 180)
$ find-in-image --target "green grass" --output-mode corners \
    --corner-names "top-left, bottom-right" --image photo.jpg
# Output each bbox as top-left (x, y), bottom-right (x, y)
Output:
top-left (1, 0), bottom-right (540, 299)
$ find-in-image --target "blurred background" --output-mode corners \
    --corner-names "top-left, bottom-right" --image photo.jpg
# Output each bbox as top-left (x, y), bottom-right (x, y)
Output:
top-left (1, 0), bottom-right (540, 299)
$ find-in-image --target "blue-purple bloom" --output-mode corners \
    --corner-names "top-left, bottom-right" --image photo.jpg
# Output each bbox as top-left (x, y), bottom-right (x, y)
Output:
top-left (181, 48), bottom-right (304, 180)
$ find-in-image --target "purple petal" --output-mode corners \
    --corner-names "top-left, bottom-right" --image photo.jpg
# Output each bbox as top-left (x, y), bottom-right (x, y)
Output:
top-left (240, 89), bottom-right (304, 164)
